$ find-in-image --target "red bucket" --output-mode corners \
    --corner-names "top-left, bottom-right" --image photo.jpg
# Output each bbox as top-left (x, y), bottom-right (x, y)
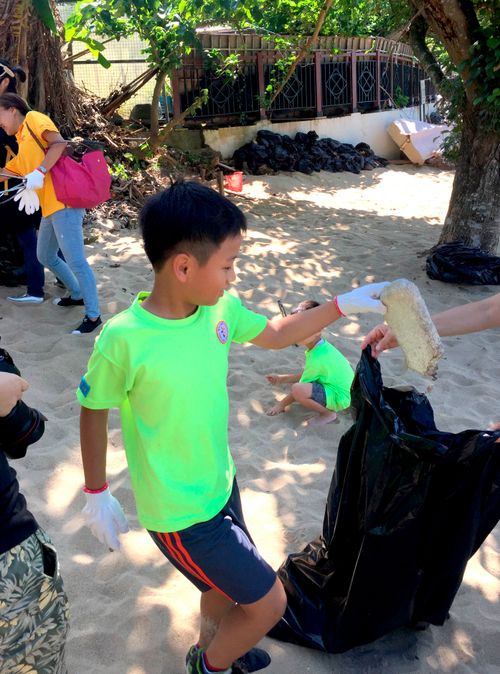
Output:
top-left (224, 171), bottom-right (243, 192)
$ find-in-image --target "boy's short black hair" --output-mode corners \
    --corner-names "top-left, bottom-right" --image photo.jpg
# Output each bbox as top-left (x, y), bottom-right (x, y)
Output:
top-left (291, 299), bottom-right (320, 314)
top-left (140, 180), bottom-right (247, 270)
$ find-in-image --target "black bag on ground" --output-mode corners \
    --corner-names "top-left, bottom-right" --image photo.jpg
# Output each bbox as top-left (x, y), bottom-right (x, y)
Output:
top-left (269, 348), bottom-right (500, 653)
top-left (426, 241), bottom-right (500, 284)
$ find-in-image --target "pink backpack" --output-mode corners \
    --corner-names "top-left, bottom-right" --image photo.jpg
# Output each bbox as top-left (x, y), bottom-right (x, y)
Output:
top-left (26, 124), bottom-right (111, 209)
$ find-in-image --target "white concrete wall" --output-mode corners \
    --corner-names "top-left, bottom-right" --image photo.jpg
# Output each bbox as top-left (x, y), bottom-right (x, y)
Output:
top-left (203, 107), bottom-right (423, 160)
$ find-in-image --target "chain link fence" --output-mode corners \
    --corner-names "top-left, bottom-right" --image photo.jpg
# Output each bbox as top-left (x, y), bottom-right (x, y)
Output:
top-left (57, 2), bottom-right (155, 117)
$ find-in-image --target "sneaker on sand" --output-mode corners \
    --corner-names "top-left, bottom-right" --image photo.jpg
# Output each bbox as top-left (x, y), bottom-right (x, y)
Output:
top-left (71, 315), bottom-right (102, 335)
top-left (7, 293), bottom-right (44, 304)
top-left (185, 646), bottom-right (231, 674)
top-left (53, 296), bottom-right (84, 307)
top-left (185, 645), bottom-right (271, 674)
top-left (233, 648), bottom-right (271, 673)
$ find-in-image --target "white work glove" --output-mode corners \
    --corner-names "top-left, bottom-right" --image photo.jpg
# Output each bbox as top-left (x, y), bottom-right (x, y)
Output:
top-left (13, 188), bottom-right (40, 215)
top-left (24, 168), bottom-right (45, 190)
top-left (82, 485), bottom-right (129, 551)
top-left (335, 281), bottom-right (390, 316)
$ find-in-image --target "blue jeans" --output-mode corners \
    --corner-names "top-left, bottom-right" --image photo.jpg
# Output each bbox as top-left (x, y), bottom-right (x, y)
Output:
top-left (16, 227), bottom-right (45, 297)
top-left (37, 208), bottom-right (100, 319)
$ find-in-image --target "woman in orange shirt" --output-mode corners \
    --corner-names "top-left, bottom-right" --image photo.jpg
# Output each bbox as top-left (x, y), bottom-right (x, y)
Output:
top-left (0, 93), bottom-right (101, 334)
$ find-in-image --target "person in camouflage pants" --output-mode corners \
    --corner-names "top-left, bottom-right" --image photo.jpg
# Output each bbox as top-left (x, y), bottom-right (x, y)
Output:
top-left (0, 370), bottom-right (69, 673)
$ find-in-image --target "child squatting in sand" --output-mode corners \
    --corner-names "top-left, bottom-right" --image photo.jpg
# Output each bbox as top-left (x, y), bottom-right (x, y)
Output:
top-left (266, 299), bottom-right (354, 426)
top-left (77, 181), bottom-right (388, 674)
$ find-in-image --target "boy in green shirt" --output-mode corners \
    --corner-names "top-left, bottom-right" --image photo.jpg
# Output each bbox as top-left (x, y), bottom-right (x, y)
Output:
top-left (77, 181), bottom-right (388, 674)
top-left (266, 299), bottom-right (354, 426)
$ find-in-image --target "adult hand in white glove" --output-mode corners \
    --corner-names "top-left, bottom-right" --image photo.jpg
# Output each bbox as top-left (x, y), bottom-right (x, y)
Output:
top-left (24, 169), bottom-right (45, 191)
top-left (335, 281), bottom-right (390, 317)
top-left (13, 188), bottom-right (40, 215)
top-left (82, 485), bottom-right (129, 551)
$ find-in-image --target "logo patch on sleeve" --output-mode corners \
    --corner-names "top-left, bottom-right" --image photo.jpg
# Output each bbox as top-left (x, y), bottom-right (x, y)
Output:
top-left (79, 376), bottom-right (91, 398)
top-left (216, 320), bottom-right (229, 344)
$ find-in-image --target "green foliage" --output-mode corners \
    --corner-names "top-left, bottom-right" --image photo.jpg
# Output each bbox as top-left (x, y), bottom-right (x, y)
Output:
top-left (466, 21), bottom-right (500, 131)
top-left (204, 49), bottom-right (243, 82)
top-left (392, 86), bottom-right (409, 108)
top-left (110, 161), bottom-right (130, 180)
top-left (65, 0), bottom-right (397, 76)
top-left (32, 0), bottom-right (57, 34)
top-left (120, 151), bottom-right (149, 171)
top-left (239, 0), bottom-right (394, 37)
top-left (63, 0), bottom-right (498, 137)
top-left (260, 52), bottom-right (296, 107)
top-left (423, 2), bottom-right (499, 136)
top-left (65, 0), bottom-right (205, 72)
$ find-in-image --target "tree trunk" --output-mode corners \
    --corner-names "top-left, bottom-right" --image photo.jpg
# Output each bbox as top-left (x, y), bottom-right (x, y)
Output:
top-left (1, 0), bottom-right (81, 133)
top-left (150, 70), bottom-right (167, 142)
top-left (439, 111), bottom-right (500, 252)
top-left (140, 90), bottom-right (208, 157)
top-left (410, 0), bottom-right (499, 252)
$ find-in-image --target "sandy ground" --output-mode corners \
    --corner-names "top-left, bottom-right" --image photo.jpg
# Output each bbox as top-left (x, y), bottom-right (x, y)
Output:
top-left (5, 165), bottom-right (499, 674)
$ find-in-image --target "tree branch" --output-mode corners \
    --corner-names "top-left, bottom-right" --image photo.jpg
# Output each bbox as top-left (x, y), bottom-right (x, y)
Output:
top-left (407, 12), bottom-right (446, 94)
top-left (63, 38), bottom-right (115, 66)
top-left (267, 0), bottom-right (334, 110)
top-left (411, 0), bottom-right (478, 101)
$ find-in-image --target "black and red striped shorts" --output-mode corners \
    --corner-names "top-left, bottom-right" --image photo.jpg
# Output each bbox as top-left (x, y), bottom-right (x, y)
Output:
top-left (148, 479), bottom-right (276, 605)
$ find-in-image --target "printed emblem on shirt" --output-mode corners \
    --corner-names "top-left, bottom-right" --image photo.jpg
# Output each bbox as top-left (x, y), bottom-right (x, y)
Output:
top-left (216, 320), bottom-right (229, 344)
top-left (79, 376), bottom-right (91, 397)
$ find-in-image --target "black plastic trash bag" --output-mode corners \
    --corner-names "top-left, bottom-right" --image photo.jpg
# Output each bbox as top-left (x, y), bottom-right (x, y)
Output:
top-left (426, 241), bottom-right (500, 284)
top-left (269, 348), bottom-right (500, 654)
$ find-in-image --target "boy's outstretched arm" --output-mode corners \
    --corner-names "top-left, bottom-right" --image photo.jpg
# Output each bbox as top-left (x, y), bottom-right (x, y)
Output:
top-left (266, 373), bottom-right (302, 385)
top-left (252, 282), bottom-right (389, 350)
top-left (80, 406), bottom-right (129, 551)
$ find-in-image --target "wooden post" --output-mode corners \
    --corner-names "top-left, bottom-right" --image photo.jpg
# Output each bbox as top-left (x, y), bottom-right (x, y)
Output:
top-left (351, 51), bottom-right (358, 113)
top-left (257, 52), bottom-right (266, 120)
top-left (314, 51), bottom-right (324, 117)
top-left (216, 170), bottom-right (225, 196)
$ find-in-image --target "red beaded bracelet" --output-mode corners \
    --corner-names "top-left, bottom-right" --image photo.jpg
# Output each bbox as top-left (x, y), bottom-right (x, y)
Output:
top-left (83, 481), bottom-right (109, 494)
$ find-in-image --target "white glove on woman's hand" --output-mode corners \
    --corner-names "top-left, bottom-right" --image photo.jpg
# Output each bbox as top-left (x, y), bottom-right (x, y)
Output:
top-left (335, 282), bottom-right (390, 316)
top-left (24, 169), bottom-right (45, 190)
top-left (82, 486), bottom-right (129, 551)
top-left (13, 188), bottom-right (40, 215)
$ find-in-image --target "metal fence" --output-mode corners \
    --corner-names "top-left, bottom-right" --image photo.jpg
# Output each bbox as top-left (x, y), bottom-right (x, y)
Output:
top-left (54, 10), bottom-right (434, 124)
top-left (173, 50), bottom-right (434, 125)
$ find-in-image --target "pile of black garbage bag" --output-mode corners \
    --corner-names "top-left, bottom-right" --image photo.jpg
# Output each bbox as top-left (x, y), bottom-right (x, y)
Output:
top-left (426, 241), bottom-right (500, 285)
top-left (269, 347), bottom-right (500, 654)
top-left (233, 130), bottom-right (388, 176)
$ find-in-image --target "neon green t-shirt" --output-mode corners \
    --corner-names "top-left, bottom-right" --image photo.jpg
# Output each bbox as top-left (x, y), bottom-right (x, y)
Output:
top-left (76, 291), bottom-right (268, 532)
top-left (300, 338), bottom-right (354, 411)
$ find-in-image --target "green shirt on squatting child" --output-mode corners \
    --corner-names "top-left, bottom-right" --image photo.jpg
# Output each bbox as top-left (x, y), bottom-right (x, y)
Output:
top-left (76, 290), bottom-right (267, 533)
top-left (300, 338), bottom-right (354, 411)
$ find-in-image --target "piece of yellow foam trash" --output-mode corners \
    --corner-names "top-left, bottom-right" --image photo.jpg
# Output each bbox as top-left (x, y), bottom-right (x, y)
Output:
top-left (380, 279), bottom-right (444, 377)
